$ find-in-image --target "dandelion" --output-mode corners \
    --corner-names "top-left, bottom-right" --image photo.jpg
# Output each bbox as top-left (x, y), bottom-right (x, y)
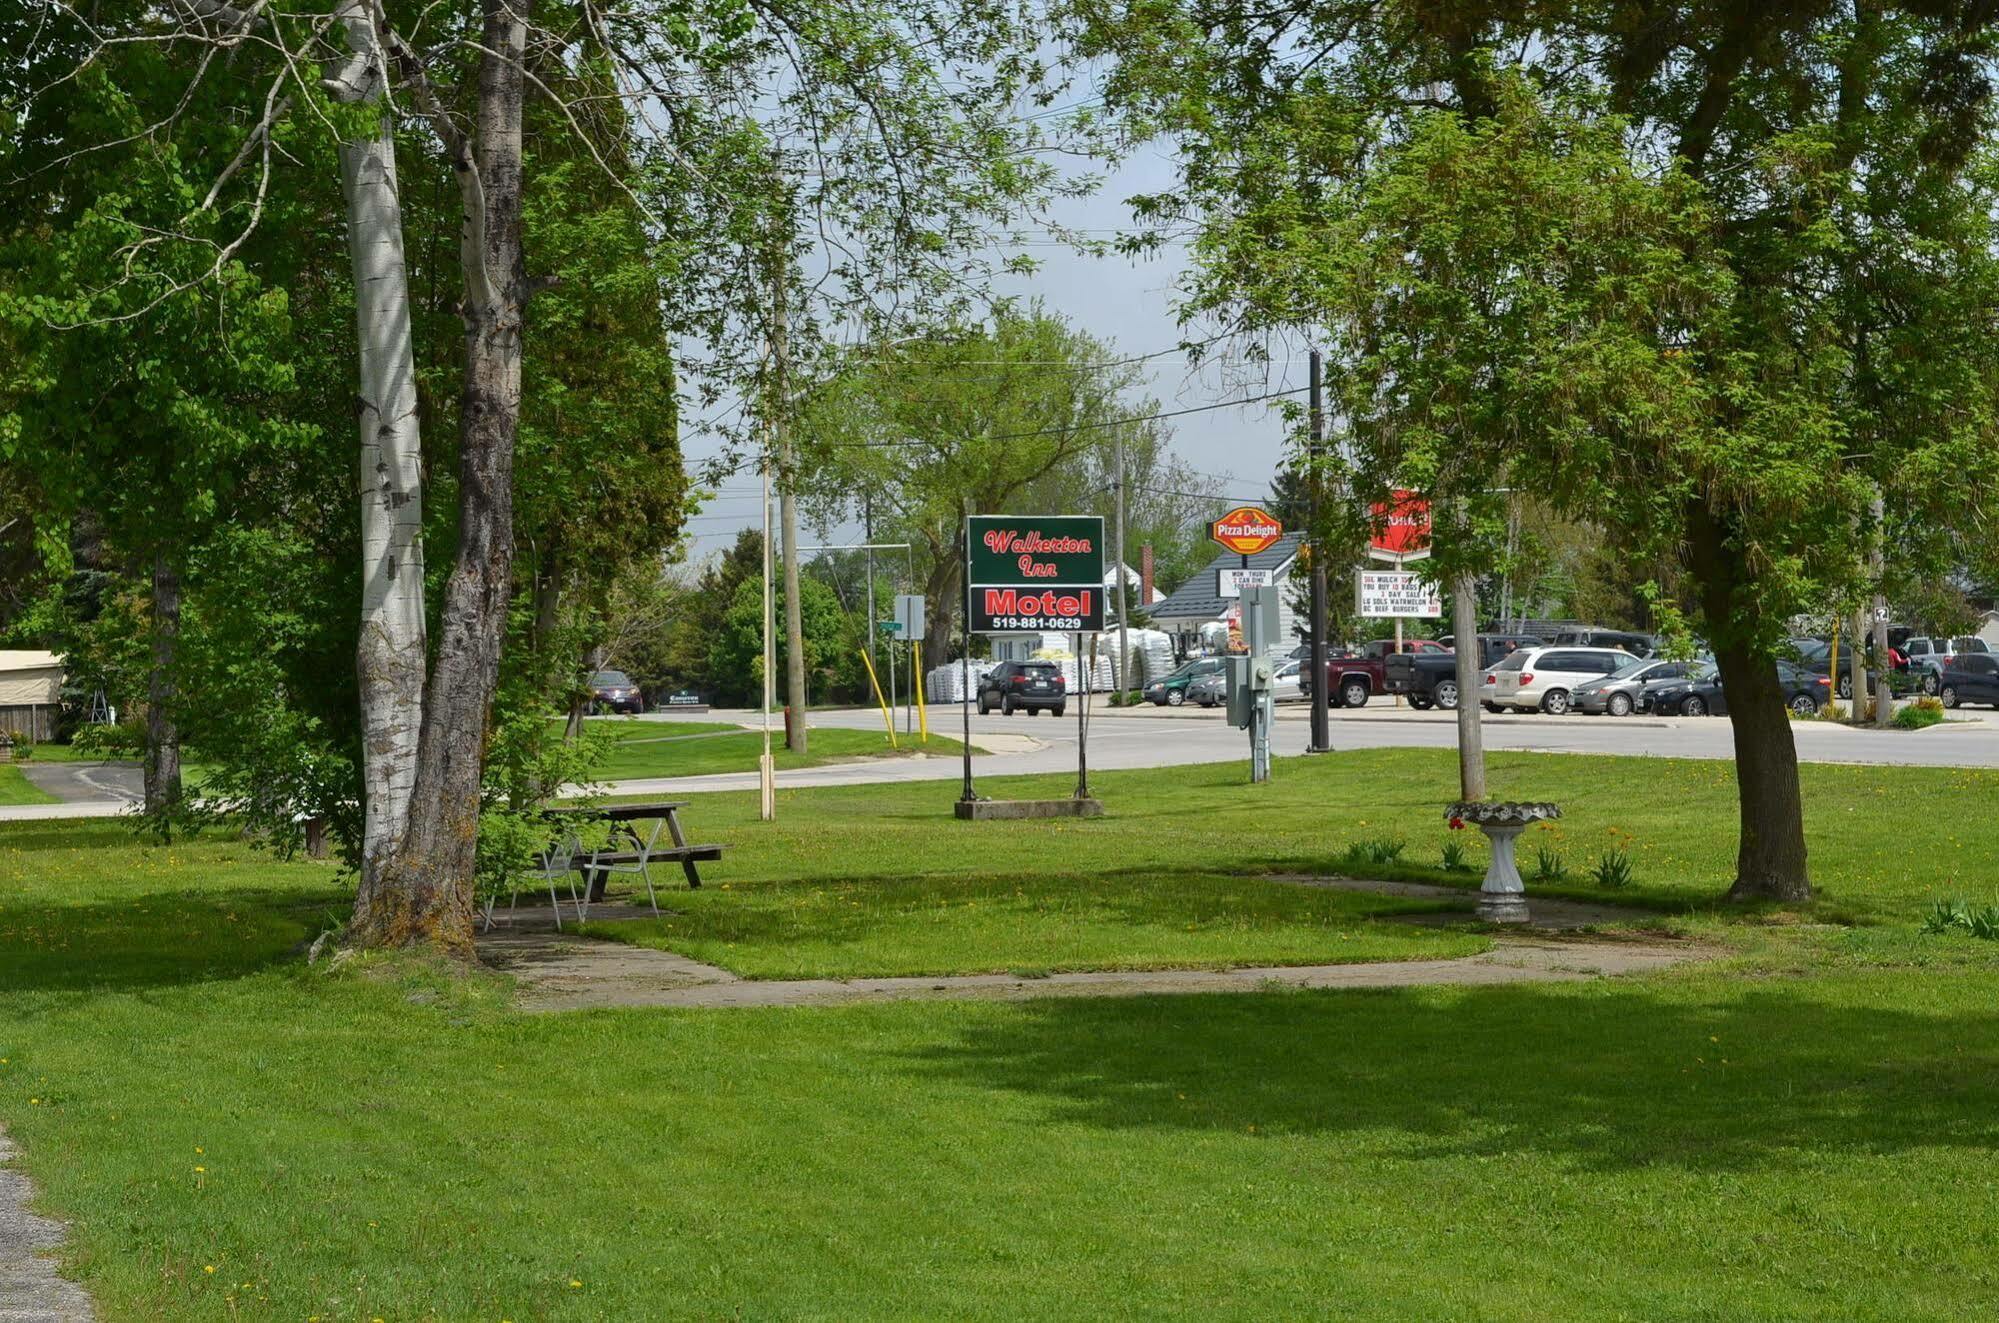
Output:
top-left (203, 1265), bottom-right (216, 1274)
top-left (570, 1279), bottom-right (584, 1288)
top-left (194, 1166), bottom-right (205, 1173)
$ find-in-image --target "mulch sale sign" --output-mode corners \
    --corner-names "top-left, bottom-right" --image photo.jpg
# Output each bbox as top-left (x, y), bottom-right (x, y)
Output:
top-left (966, 515), bottom-right (1106, 633)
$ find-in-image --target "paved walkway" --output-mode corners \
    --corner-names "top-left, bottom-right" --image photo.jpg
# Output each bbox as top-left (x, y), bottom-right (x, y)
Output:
top-left (482, 877), bottom-right (1703, 1012)
top-left (0, 1130), bottom-right (94, 1322)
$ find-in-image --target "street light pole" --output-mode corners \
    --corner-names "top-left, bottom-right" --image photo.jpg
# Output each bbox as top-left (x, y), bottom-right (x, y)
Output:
top-left (1114, 428), bottom-right (1129, 700)
top-left (1308, 350), bottom-right (1331, 753)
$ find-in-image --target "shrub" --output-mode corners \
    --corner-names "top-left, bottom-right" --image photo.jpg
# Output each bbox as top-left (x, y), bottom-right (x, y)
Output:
top-left (1534, 845), bottom-right (1567, 882)
top-left (1895, 698), bottom-right (1945, 730)
top-left (1922, 897), bottom-right (1999, 939)
top-left (1440, 839), bottom-right (1474, 873)
top-left (1341, 836), bottom-right (1407, 871)
top-left (1589, 847), bottom-right (1633, 889)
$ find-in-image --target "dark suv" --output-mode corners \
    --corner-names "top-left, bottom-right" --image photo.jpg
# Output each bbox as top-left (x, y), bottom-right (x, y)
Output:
top-left (978, 660), bottom-right (1067, 716)
top-left (587, 669), bottom-right (644, 714)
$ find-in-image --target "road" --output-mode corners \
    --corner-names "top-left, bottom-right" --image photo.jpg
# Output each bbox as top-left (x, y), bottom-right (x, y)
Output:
top-left (595, 699), bottom-right (1999, 796)
top-left (7, 700), bottom-right (1995, 821)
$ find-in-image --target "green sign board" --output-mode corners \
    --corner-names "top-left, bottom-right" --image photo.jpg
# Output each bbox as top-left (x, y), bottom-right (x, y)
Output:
top-left (966, 514), bottom-right (1106, 634)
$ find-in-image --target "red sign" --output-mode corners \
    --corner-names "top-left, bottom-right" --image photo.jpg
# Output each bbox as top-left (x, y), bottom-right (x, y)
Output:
top-left (1370, 490), bottom-right (1431, 559)
top-left (1210, 505), bottom-right (1284, 556)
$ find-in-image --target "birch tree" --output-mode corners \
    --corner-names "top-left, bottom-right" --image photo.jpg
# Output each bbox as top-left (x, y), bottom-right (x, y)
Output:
top-left (9, 0), bottom-right (1081, 955)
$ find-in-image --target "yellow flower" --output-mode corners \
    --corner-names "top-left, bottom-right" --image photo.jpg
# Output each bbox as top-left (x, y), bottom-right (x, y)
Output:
top-left (203, 1265), bottom-right (216, 1274)
top-left (570, 1279), bottom-right (583, 1288)
top-left (193, 1166), bottom-right (205, 1173)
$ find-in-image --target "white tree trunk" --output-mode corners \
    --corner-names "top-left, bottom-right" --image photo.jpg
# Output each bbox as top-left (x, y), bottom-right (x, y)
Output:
top-left (331, 0), bottom-right (426, 897)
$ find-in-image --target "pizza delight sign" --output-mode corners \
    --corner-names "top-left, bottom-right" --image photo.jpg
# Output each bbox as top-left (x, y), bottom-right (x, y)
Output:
top-left (966, 515), bottom-right (1106, 633)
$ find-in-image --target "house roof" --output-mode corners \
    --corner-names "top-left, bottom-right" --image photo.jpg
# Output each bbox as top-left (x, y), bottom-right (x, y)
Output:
top-left (1146, 534), bottom-right (1303, 623)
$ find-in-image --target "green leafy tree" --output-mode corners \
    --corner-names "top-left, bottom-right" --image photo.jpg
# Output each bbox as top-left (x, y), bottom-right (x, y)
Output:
top-left (1065, 4), bottom-right (1999, 902)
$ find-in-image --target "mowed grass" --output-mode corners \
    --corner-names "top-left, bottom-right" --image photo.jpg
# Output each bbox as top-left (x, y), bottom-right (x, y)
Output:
top-left (580, 873), bottom-right (1483, 978)
top-left (0, 765), bottom-right (57, 805)
top-left (577, 716), bottom-right (975, 780)
top-left (6, 750), bottom-right (1999, 1317)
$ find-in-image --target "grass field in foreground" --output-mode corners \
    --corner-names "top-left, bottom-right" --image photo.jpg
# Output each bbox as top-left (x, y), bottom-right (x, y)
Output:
top-left (580, 872), bottom-right (1482, 977)
top-left (7, 749), bottom-right (1999, 1317)
top-left (577, 716), bottom-right (974, 780)
top-left (0, 765), bottom-right (57, 805)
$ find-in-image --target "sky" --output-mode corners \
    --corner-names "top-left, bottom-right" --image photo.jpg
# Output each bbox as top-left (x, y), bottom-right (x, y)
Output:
top-left (675, 148), bottom-right (1320, 573)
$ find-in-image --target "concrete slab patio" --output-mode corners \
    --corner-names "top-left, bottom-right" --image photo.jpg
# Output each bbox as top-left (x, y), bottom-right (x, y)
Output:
top-left (481, 877), bottom-right (1705, 1013)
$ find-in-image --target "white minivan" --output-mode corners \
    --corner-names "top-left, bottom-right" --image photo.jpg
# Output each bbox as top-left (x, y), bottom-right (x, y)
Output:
top-left (1481, 645), bottom-right (1639, 715)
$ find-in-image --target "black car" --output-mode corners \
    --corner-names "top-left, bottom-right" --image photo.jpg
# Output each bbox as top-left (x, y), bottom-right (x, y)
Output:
top-left (1647, 661), bottom-right (1829, 716)
top-left (587, 669), bottom-right (644, 714)
top-left (1939, 653), bottom-right (1999, 709)
top-left (978, 660), bottom-right (1067, 716)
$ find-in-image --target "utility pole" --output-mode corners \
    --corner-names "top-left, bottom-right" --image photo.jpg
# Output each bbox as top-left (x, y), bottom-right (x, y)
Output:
top-left (1307, 350), bottom-right (1331, 753)
top-left (865, 491), bottom-right (876, 672)
top-left (771, 232), bottom-right (808, 755)
top-left (1113, 428), bottom-right (1129, 700)
top-left (759, 453), bottom-right (775, 820)
top-left (1870, 490), bottom-right (1892, 728)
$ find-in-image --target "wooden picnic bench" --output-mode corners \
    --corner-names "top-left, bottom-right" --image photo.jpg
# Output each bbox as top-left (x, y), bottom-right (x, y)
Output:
top-left (550, 800), bottom-right (724, 901)
top-left (484, 801), bottom-right (726, 933)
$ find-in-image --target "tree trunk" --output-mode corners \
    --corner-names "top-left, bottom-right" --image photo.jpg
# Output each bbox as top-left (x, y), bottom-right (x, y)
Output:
top-left (1684, 499), bottom-right (1812, 902)
top-left (341, 103), bottom-right (428, 899)
top-left (350, 0), bottom-right (528, 956)
top-left (921, 536), bottom-right (962, 665)
top-left (144, 550), bottom-right (182, 814)
top-left (1452, 572), bottom-right (1485, 801)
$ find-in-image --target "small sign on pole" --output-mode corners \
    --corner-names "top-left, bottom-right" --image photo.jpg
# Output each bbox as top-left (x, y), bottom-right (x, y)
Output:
top-left (1218, 567), bottom-right (1274, 599)
top-left (1355, 569), bottom-right (1443, 618)
top-left (894, 593), bottom-right (926, 639)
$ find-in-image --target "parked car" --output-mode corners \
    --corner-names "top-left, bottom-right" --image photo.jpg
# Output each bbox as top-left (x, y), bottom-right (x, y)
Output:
top-left (1905, 636), bottom-right (1992, 695)
top-left (1785, 637), bottom-right (1876, 699)
top-left (1647, 660), bottom-right (1829, 716)
top-left (1272, 659), bottom-right (1306, 704)
top-left (1938, 653), bottom-right (1999, 709)
top-left (1188, 672), bottom-right (1228, 707)
top-left (1359, 638), bottom-right (1445, 660)
top-left (1144, 657), bottom-right (1225, 706)
top-left (978, 659), bottom-right (1067, 716)
top-left (1572, 657), bottom-right (1704, 716)
top-left (1385, 635), bottom-right (1541, 710)
top-left (1479, 646), bottom-right (1638, 714)
top-left (1301, 651), bottom-right (1388, 709)
top-left (587, 669), bottom-right (644, 714)
top-left (1551, 627), bottom-right (1657, 657)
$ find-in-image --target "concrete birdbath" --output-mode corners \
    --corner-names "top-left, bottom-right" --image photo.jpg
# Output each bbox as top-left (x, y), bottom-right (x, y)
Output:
top-left (1446, 801), bottom-right (1562, 924)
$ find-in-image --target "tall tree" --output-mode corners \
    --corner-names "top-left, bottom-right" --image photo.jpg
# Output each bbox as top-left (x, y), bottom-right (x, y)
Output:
top-left (801, 309), bottom-right (1172, 663)
top-left (1064, 1), bottom-right (1999, 902)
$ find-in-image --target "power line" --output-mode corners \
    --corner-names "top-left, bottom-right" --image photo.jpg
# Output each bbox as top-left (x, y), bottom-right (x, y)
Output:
top-left (832, 386), bottom-right (1308, 449)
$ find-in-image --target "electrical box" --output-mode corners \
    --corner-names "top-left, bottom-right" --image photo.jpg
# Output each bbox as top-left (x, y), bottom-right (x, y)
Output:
top-left (1226, 656), bottom-right (1254, 728)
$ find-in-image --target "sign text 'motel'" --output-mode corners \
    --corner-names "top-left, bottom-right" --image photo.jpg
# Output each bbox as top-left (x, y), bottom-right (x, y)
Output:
top-left (966, 515), bottom-right (1106, 633)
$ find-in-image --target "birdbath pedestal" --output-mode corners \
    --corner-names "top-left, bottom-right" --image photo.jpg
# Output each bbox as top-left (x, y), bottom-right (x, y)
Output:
top-left (1445, 801), bottom-right (1562, 924)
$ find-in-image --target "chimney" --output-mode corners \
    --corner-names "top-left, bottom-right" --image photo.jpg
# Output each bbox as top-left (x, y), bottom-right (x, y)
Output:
top-left (1139, 544), bottom-right (1154, 605)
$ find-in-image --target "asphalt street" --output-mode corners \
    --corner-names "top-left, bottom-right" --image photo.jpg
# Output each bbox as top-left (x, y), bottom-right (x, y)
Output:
top-left (8, 700), bottom-right (1996, 821)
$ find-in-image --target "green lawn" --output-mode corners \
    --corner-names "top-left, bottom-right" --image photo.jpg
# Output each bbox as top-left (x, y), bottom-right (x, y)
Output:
top-left (0, 766), bottom-right (57, 805)
top-left (7, 749), bottom-right (1999, 1318)
top-left (583, 717), bottom-right (974, 780)
top-left (580, 872), bottom-right (1482, 978)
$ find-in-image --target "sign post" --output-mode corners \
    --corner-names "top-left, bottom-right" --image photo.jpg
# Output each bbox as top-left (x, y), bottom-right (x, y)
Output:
top-left (959, 515), bottom-right (1107, 818)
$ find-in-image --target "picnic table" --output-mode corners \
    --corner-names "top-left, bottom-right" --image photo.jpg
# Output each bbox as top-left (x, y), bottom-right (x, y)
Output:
top-left (484, 801), bottom-right (725, 932)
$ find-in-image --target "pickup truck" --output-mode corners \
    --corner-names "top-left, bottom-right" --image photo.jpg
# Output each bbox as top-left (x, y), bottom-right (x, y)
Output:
top-left (1383, 635), bottom-right (1542, 710)
top-left (1298, 651), bottom-right (1388, 709)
